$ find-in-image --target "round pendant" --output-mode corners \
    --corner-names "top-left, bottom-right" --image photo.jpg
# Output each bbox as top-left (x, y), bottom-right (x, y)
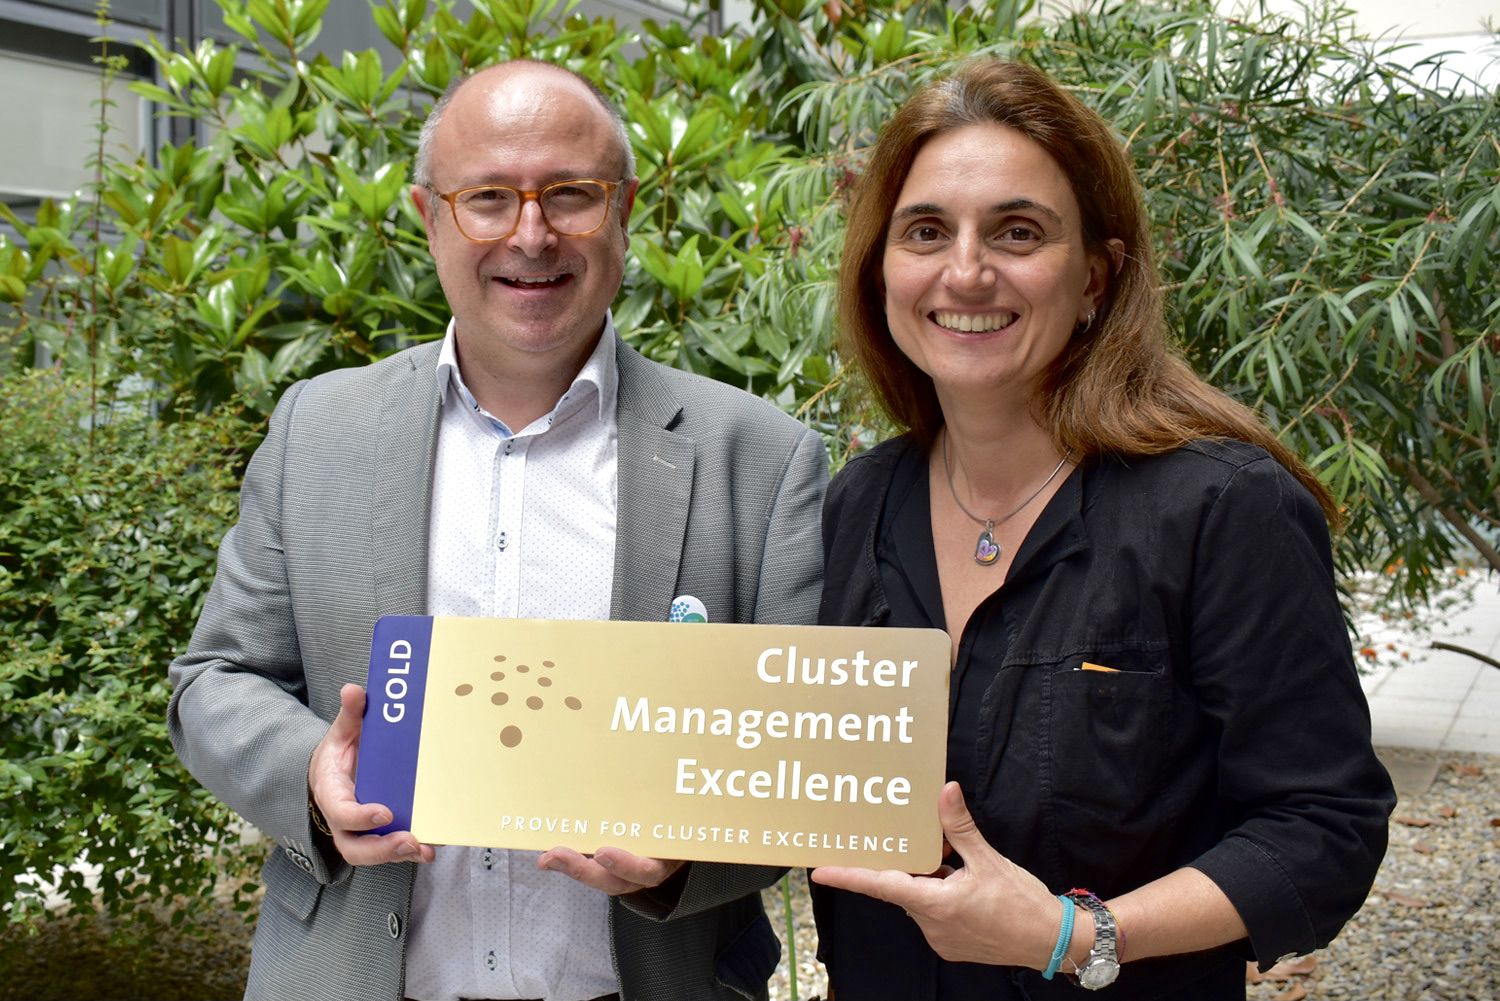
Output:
top-left (974, 528), bottom-right (1000, 566)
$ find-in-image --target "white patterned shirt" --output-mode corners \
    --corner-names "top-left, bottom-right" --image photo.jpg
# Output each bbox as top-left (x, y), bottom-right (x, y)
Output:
top-left (403, 318), bottom-right (619, 1001)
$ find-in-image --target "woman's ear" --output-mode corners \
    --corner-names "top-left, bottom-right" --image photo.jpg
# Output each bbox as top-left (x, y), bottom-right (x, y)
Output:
top-left (1086, 238), bottom-right (1125, 310)
top-left (1105, 238), bottom-right (1125, 276)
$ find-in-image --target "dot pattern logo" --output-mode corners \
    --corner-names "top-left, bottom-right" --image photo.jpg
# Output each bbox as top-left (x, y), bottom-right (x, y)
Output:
top-left (451, 654), bottom-right (582, 747)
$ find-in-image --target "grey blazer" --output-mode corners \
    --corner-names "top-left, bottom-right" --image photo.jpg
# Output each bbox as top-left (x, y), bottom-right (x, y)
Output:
top-left (168, 338), bottom-right (829, 1001)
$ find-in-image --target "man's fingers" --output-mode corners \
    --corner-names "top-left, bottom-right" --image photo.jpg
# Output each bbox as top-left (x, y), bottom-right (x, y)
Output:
top-left (323, 794), bottom-right (393, 834)
top-left (327, 683), bottom-right (367, 746)
top-left (309, 684), bottom-right (368, 816)
top-left (537, 846), bottom-right (638, 896)
top-left (590, 847), bottom-right (684, 890)
top-left (534, 846), bottom-right (684, 895)
top-left (331, 830), bottom-right (432, 867)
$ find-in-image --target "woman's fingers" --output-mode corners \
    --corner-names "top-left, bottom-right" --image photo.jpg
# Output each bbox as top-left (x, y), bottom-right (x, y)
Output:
top-left (936, 781), bottom-right (999, 875)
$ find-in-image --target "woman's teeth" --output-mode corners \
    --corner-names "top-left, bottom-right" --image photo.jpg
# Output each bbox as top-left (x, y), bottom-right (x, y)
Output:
top-left (932, 311), bottom-right (1016, 333)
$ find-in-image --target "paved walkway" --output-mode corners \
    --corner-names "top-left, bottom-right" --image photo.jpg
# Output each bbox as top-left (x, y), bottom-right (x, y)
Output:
top-left (1361, 579), bottom-right (1500, 754)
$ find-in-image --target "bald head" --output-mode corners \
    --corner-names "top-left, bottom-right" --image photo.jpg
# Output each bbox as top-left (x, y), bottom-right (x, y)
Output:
top-left (413, 61), bottom-right (634, 190)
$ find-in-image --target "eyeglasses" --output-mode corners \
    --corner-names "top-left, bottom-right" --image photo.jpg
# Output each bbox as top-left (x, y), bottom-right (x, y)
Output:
top-left (431, 179), bottom-right (624, 243)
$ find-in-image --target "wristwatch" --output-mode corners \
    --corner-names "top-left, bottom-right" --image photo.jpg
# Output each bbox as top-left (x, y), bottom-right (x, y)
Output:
top-left (1065, 889), bottom-right (1121, 990)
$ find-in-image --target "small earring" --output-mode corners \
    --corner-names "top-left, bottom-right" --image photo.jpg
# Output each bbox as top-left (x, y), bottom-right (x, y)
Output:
top-left (1076, 309), bottom-right (1096, 336)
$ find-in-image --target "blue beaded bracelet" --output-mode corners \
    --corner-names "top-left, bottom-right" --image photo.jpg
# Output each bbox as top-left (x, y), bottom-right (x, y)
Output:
top-left (1042, 893), bottom-right (1076, 980)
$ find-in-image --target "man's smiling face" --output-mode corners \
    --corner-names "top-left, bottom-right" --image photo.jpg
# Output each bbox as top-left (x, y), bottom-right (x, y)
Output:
top-left (415, 64), bottom-right (635, 380)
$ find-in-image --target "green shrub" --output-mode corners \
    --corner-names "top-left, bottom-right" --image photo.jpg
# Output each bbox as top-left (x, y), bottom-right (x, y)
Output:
top-left (0, 371), bottom-right (262, 926)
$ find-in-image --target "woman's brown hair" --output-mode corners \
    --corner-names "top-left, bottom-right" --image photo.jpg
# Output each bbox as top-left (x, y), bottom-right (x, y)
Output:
top-left (838, 59), bottom-right (1340, 525)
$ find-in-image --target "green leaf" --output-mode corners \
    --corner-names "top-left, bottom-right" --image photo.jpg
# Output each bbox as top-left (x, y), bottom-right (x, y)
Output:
top-left (204, 44), bottom-right (238, 97)
top-left (372, 3), bottom-right (406, 48)
top-left (129, 81), bottom-right (180, 106)
top-left (292, 0), bottom-right (332, 43)
top-left (159, 235), bottom-right (194, 285)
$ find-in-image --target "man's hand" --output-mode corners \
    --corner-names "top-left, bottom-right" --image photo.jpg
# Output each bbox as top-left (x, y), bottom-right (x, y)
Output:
top-left (308, 683), bottom-right (435, 866)
top-left (536, 845), bottom-right (685, 896)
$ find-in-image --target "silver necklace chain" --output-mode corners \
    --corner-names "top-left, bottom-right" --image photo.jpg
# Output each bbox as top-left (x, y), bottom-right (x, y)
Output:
top-left (941, 432), bottom-right (1072, 566)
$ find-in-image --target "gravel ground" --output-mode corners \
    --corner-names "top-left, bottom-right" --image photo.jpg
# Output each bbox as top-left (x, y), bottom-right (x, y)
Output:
top-left (6, 750), bottom-right (1492, 1000)
top-left (762, 749), bottom-right (1500, 1001)
top-left (1243, 750), bottom-right (1499, 1001)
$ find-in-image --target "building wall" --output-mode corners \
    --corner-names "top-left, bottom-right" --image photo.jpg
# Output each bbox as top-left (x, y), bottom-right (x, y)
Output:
top-left (0, 50), bottom-right (146, 206)
top-left (1262, 0), bottom-right (1498, 88)
top-left (1321, 0), bottom-right (1493, 38)
top-left (1040, 0), bottom-right (1498, 85)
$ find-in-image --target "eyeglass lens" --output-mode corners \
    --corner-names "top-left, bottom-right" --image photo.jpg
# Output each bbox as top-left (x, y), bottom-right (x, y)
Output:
top-left (454, 181), bottom-right (610, 239)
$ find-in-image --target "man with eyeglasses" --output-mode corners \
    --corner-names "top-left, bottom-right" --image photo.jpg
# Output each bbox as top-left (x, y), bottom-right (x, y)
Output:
top-left (168, 60), bottom-right (827, 1001)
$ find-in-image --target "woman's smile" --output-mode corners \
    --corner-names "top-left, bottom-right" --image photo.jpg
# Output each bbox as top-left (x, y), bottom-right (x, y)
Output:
top-left (930, 310), bottom-right (1018, 334)
top-left (881, 122), bottom-right (1107, 402)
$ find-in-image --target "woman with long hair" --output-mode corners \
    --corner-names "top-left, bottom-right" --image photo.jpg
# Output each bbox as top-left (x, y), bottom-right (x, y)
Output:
top-left (810, 59), bottom-right (1393, 1000)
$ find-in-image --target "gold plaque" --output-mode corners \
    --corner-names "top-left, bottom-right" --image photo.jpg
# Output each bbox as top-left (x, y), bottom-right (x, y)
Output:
top-left (355, 616), bottom-right (950, 869)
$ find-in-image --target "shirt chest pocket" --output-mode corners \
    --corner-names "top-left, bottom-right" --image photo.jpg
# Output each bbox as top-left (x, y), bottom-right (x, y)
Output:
top-left (1043, 648), bottom-right (1177, 840)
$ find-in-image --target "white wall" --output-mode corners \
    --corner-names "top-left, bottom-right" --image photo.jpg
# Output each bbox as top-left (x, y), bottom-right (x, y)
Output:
top-left (1263, 0), bottom-right (1499, 87)
top-left (1323, 0), bottom-right (1492, 38)
top-left (1038, 0), bottom-right (1498, 87)
top-left (0, 50), bottom-right (144, 202)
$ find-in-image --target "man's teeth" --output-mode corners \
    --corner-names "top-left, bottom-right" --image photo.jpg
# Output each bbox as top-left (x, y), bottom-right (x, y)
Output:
top-left (504, 275), bottom-right (565, 287)
top-left (933, 311), bottom-right (1016, 333)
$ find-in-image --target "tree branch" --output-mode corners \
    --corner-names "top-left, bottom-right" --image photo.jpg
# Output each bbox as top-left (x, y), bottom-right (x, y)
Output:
top-left (1430, 641), bottom-right (1500, 671)
top-left (1390, 455), bottom-right (1500, 573)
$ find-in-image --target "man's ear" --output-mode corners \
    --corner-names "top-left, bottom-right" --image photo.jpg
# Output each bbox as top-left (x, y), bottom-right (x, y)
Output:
top-left (618, 178), bottom-right (639, 243)
top-left (411, 185), bottom-right (436, 245)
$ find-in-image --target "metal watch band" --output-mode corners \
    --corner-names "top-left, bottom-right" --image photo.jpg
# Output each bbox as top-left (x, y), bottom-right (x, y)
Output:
top-left (1065, 889), bottom-right (1120, 990)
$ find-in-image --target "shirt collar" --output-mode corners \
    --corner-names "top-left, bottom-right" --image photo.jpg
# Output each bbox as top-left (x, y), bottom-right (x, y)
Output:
top-left (434, 313), bottom-right (620, 436)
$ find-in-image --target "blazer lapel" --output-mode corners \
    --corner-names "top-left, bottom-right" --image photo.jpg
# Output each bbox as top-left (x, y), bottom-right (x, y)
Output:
top-left (372, 343), bottom-right (442, 618)
top-left (612, 341), bottom-right (693, 622)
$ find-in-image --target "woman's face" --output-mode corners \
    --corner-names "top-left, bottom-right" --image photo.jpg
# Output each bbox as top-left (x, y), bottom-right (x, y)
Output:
top-left (881, 123), bottom-right (1108, 404)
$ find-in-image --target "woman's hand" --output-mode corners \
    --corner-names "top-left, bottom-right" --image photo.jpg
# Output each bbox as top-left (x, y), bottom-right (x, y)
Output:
top-left (811, 781), bottom-right (1070, 969)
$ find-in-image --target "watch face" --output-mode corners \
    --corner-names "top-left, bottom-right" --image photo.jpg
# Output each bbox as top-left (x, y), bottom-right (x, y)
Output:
top-left (1080, 958), bottom-right (1121, 990)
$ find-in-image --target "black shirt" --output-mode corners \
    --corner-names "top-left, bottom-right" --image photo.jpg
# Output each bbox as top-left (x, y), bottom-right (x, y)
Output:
top-left (876, 441), bottom-right (1010, 809)
top-left (811, 436), bottom-right (1395, 1001)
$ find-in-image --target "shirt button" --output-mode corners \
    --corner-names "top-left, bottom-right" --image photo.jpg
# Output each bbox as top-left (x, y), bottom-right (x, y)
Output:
top-left (485, 949), bottom-right (497, 970)
top-left (504, 440), bottom-right (514, 454)
top-left (496, 531), bottom-right (508, 552)
top-left (481, 848), bottom-right (494, 870)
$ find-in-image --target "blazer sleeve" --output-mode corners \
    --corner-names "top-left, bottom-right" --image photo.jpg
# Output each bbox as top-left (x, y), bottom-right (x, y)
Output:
top-left (622, 423), bottom-right (830, 923)
top-left (752, 426), bottom-right (831, 626)
top-left (167, 380), bottom-right (351, 887)
top-left (1183, 456), bottom-right (1394, 966)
